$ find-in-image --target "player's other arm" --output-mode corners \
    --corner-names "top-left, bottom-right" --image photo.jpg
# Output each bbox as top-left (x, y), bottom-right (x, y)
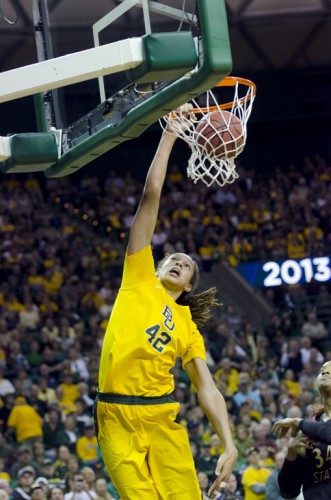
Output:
top-left (185, 357), bottom-right (238, 491)
top-left (127, 129), bottom-right (177, 256)
top-left (278, 455), bottom-right (304, 499)
top-left (277, 431), bottom-right (309, 498)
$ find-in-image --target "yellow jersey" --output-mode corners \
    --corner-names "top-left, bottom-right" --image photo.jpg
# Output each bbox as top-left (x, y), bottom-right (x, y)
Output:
top-left (98, 245), bottom-right (205, 396)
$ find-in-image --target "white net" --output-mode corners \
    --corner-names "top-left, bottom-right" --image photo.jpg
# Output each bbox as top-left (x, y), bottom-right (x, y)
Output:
top-left (161, 77), bottom-right (256, 188)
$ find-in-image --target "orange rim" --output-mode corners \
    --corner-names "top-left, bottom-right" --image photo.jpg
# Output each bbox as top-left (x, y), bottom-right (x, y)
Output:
top-left (170, 76), bottom-right (256, 117)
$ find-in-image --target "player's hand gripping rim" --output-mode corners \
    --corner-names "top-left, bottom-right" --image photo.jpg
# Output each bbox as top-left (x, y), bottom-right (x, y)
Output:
top-left (164, 103), bottom-right (197, 135)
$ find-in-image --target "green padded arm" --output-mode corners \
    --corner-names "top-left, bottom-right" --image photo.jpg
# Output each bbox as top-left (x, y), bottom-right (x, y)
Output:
top-left (126, 32), bottom-right (198, 84)
top-left (0, 132), bottom-right (58, 173)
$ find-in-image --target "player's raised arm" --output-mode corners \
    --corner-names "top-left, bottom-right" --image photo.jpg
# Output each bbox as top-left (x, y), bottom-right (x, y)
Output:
top-left (127, 127), bottom-right (177, 256)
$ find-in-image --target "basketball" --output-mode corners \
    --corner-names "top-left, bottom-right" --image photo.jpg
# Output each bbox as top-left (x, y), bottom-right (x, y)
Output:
top-left (195, 110), bottom-right (244, 158)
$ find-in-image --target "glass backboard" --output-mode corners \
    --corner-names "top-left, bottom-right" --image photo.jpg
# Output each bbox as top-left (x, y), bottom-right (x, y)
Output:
top-left (0, 0), bottom-right (232, 177)
top-left (35, 0), bottom-right (200, 130)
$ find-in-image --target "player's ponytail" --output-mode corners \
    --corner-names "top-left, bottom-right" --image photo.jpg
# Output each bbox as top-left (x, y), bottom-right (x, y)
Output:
top-left (177, 286), bottom-right (220, 327)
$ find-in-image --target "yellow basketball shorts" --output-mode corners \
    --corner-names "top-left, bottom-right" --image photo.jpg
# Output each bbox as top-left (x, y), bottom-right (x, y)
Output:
top-left (95, 393), bottom-right (202, 500)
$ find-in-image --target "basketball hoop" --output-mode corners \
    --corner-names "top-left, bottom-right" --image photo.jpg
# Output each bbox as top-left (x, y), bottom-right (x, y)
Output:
top-left (161, 76), bottom-right (256, 188)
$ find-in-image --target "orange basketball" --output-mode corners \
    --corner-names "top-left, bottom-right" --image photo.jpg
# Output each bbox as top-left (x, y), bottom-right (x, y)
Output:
top-left (195, 110), bottom-right (244, 158)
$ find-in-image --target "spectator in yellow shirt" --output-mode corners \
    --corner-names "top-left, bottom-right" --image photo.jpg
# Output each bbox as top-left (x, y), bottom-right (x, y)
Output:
top-left (214, 357), bottom-right (239, 395)
top-left (81, 284), bottom-right (104, 312)
top-left (76, 423), bottom-right (99, 469)
top-left (6, 397), bottom-right (43, 449)
top-left (283, 368), bottom-right (301, 399)
top-left (209, 433), bottom-right (224, 457)
top-left (3, 292), bottom-right (25, 312)
top-left (241, 447), bottom-right (271, 500)
top-left (287, 229), bottom-right (306, 259)
top-left (0, 457), bottom-right (11, 483)
top-left (59, 372), bottom-right (80, 406)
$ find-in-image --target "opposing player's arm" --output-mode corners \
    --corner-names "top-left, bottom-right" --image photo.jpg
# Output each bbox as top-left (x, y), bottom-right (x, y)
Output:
top-left (127, 130), bottom-right (177, 256)
top-left (185, 357), bottom-right (238, 495)
top-left (272, 417), bottom-right (301, 438)
top-left (273, 417), bottom-right (331, 444)
top-left (278, 454), bottom-right (305, 499)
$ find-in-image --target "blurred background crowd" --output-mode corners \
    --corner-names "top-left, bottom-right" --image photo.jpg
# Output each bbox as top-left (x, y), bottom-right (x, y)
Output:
top-left (0, 148), bottom-right (331, 500)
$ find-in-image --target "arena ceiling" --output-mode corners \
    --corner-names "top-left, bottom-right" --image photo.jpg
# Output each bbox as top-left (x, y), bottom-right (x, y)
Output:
top-left (0, 0), bottom-right (331, 75)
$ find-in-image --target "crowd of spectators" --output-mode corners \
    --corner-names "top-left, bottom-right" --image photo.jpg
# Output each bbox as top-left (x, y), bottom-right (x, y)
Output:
top-left (0, 148), bottom-right (331, 499)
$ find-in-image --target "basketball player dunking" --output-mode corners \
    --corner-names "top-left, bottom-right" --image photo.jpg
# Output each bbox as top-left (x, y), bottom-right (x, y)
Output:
top-left (94, 111), bottom-right (237, 500)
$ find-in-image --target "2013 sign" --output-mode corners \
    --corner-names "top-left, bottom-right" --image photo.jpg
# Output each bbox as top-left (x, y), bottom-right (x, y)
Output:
top-left (262, 257), bottom-right (331, 287)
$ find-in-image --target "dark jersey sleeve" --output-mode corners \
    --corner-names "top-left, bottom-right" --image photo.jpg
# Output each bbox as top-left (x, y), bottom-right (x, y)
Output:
top-left (278, 457), bottom-right (304, 499)
top-left (300, 419), bottom-right (331, 444)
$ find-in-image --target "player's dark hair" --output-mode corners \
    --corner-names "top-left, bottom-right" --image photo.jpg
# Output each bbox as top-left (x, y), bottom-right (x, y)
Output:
top-left (157, 255), bottom-right (220, 327)
top-left (178, 286), bottom-right (219, 327)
